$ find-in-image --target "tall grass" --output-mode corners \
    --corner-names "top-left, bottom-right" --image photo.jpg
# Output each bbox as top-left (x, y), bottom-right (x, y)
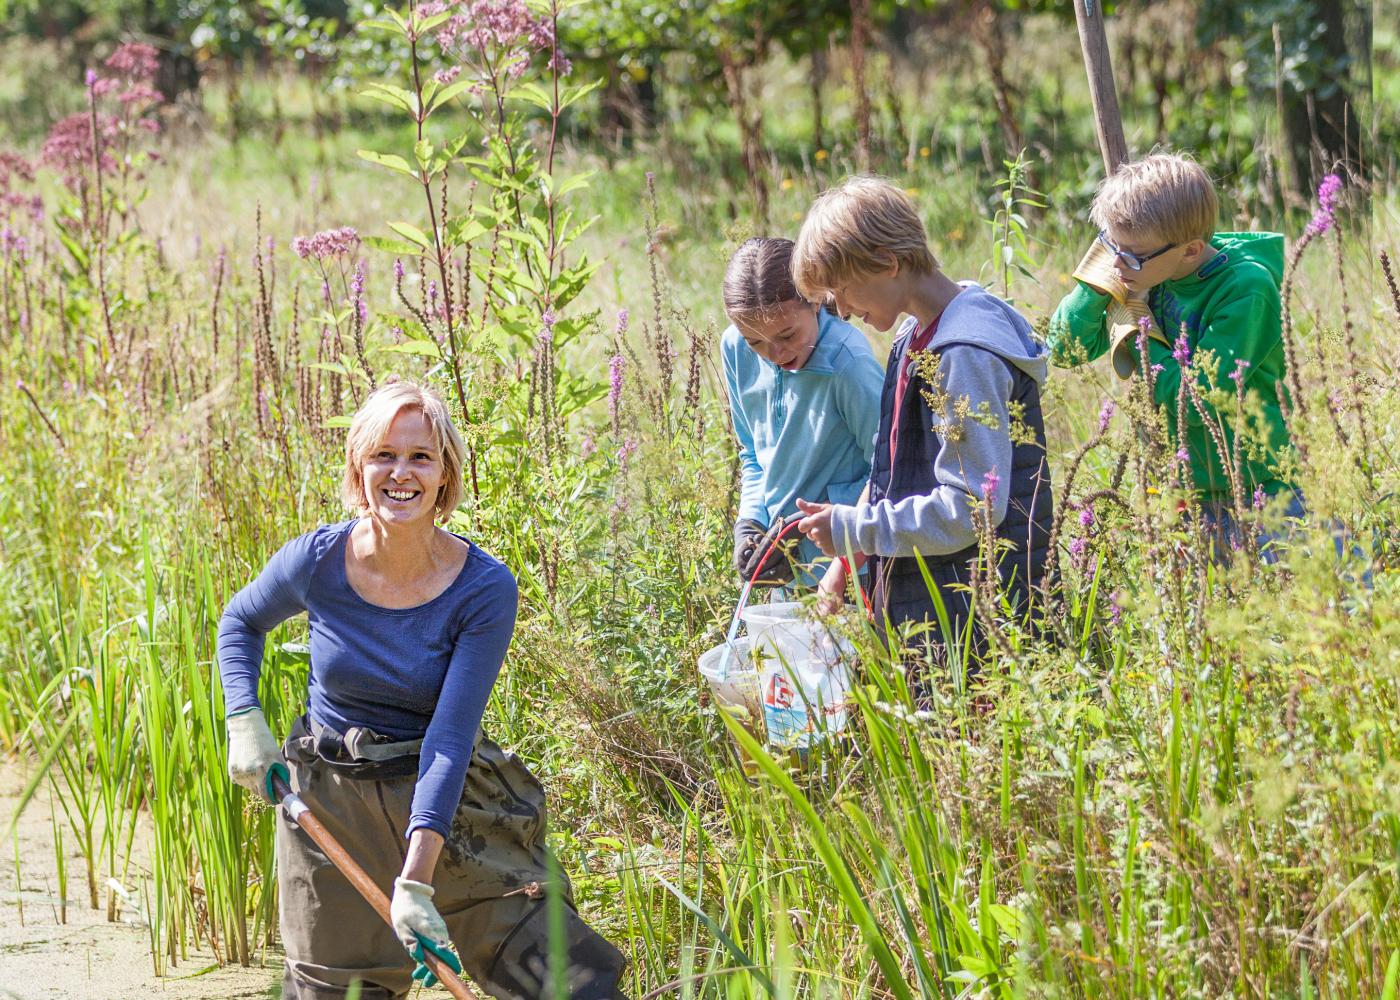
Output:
top-left (0, 15), bottom-right (1397, 999)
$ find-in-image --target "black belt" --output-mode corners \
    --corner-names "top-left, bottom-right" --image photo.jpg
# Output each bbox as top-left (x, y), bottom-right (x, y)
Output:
top-left (290, 715), bottom-right (424, 780)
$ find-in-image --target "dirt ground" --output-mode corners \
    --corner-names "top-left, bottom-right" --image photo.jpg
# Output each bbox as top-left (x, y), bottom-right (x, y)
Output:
top-left (0, 758), bottom-right (280, 1000)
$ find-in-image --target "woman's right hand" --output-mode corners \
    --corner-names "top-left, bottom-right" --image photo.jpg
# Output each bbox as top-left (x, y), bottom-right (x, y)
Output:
top-left (225, 708), bottom-right (287, 802)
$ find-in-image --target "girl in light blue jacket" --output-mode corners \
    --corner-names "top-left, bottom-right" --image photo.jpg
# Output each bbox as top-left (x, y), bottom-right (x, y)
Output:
top-left (722, 237), bottom-right (885, 589)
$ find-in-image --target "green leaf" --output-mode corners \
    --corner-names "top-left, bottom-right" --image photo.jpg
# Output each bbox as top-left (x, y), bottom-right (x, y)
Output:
top-left (362, 236), bottom-right (423, 256)
top-left (558, 77), bottom-right (605, 111)
top-left (414, 9), bottom-right (452, 35)
top-left (551, 171), bottom-right (594, 201)
top-left (56, 231), bottom-right (90, 271)
top-left (381, 340), bottom-right (442, 358)
top-left (360, 82), bottom-right (417, 115)
top-left (426, 79), bottom-right (475, 115)
top-left (387, 222), bottom-right (434, 250)
top-left (512, 81), bottom-right (554, 114)
top-left (356, 149), bottom-right (417, 177)
top-left (323, 415), bottom-right (354, 428)
top-left (413, 139), bottom-right (434, 170)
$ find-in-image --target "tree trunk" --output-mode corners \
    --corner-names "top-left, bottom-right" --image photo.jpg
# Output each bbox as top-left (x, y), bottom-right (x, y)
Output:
top-left (1280, 0), bottom-right (1368, 191)
top-left (718, 50), bottom-right (769, 226)
top-left (810, 47), bottom-right (826, 151)
top-left (973, 1), bottom-right (1022, 156)
top-left (850, 0), bottom-right (872, 170)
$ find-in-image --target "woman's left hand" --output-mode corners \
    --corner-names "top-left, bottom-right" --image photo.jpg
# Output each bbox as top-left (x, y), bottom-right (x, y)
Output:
top-left (390, 877), bottom-right (462, 987)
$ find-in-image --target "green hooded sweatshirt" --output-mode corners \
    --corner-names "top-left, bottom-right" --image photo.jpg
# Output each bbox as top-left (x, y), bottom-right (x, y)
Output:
top-left (1048, 232), bottom-right (1296, 503)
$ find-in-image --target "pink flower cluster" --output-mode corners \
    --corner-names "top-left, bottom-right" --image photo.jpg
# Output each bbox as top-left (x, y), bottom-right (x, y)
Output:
top-left (40, 112), bottom-right (120, 177)
top-left (291, 226), bottom-right (361, 260)
top-left (435, 0), bottom-right (566, 79)
top-left (92, 43), bottom-right (162, 109)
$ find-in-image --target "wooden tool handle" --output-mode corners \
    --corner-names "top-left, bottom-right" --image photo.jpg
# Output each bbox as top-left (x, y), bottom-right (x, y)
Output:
top-left (270, 772), bottom-right (480, 1000)
top-left (1073, 0), bottom-right (1129, 175)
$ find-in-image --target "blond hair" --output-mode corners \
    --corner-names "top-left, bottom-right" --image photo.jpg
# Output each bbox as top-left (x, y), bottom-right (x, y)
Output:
top-left (341, 379), bottom-right (465, 521)
top-left (1090, 152), bottom-right (1219, 245)
top-left (792, 176), bottom-right (937, 299)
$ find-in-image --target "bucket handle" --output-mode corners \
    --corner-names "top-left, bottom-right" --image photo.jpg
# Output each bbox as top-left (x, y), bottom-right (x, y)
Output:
top-left (717, 514), bottom-right (870, 679)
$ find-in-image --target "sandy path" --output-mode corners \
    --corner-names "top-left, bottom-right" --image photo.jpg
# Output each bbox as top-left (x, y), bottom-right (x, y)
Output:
top-left (0, 757), bottom-right (280, 1000)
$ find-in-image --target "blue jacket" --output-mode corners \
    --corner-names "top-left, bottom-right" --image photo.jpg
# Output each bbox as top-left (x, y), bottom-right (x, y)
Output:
top-left (722, 308), bottom-right (885, 581)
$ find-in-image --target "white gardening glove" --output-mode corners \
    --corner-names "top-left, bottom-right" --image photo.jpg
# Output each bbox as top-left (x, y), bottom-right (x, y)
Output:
top-left (391, 877), bottom-right (462, 988)
top-left (225, 708), bottom-right (285, 803)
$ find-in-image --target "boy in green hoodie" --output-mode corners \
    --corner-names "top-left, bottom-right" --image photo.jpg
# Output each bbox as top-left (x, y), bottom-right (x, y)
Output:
top-left (1047, 152), bottom-right (1300, 557)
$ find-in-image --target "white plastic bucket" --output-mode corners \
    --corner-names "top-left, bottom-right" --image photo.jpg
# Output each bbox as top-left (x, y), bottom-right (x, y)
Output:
top-left (739, 602), bottom-right (853, 748)
top-left (697, 637), bottom-right (764, 735)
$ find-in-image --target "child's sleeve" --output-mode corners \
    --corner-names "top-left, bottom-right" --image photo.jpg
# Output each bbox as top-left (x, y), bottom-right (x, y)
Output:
top-left (833, 348), bottom-right (885, 466)
top-left (216, 530), bottom-right (323, 716)
top-left (722, 337), bottom-right (767, 524)
top-left (1141, 282), bottom-right (1281, 427)
top-left (1047, 282), bottom-right (1114, 368)
top-left (828, 346), bottom-right (1014, 559)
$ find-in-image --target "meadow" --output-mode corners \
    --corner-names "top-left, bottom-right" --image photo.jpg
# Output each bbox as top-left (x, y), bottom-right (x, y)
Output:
top-left (1, 5), bottom-right (1398, 998)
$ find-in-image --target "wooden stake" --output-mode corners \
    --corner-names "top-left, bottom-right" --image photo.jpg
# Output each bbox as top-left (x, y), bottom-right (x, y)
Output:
top-left (1073, 0), bottom-right (1128, 174)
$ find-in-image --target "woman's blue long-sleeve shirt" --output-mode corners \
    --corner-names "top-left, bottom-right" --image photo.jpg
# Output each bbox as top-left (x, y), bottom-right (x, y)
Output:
top-left (722, 308), bottom-right (885, 580)
top-left (216, 520), bottom-right (519, 839)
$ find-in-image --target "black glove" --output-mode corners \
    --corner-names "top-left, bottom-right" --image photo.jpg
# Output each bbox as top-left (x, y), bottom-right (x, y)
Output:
top-left (732, 517), bottom-right (796, 586)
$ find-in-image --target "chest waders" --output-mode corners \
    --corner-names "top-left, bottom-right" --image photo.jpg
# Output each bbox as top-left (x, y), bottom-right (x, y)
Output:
top-left (277, 716), bottom-right (629, 1000)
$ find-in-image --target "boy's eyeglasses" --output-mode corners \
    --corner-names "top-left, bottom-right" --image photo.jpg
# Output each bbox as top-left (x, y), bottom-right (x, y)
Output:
top-left (1096, 230), bottom-right (1177, 271)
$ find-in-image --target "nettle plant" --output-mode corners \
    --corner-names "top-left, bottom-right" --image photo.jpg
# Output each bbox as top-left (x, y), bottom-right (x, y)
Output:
top-left (352, 0), bottom-right (605, 501)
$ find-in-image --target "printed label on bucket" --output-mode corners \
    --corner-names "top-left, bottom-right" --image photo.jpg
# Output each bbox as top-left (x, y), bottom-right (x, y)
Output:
top-left (762, 673), bottom-right (802, 746)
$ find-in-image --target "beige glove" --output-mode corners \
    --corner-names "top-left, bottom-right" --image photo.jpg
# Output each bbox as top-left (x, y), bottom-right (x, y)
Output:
top-left (1073, 241), bottom-right (1169, 379)
top-left (1108, 297), bottom-right (1169, 379)
top-left (1072, 237), bottom-right (1130, 304)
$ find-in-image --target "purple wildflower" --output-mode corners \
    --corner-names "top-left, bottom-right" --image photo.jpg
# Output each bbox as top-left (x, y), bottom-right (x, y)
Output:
top-left (580, 432), bottom-right (596, 459)
top-left (616, 436), bottom-right (638, 466)
top-left (615, 308), bottom-right (629, 335)
top-left (84, 69), bottom-right (97, 89)
top-left (1253, 487), bottom-right (1267, 511)
top-left (393, 258), bottom-right (405, 280)
top-left (291, 226), bottom-right (360, 260)
top-left (352, 262), bottom-right (368, 323)
top-left (1172, 333), bottom-right (1191, 366)
top-left (1306, 174), bottom-right (1343, 237)
top-left (1108, 591), bottom-right (1123, 627)
top-left (1069, 536), bottom-right (1088, 568)
top-left (1176, 448), bottom-right (1190, 464)
top-left (1079, 507), bottom-right (1095, 529)
top-left (1151, 363), bottom-right (1165, 375)
top-left (980, 468), bottom-right (1000, 501)
top-left (608, 353), bottom-right (625, 424)
top-left (1317, 173), bottom-right (1342, 214)
top-left (1098, 399), bottom-right (1115, 433)
top-left (434, 65), bottom-right (462, 86)
top-left (1229, 359), bottom-right (1251, 386)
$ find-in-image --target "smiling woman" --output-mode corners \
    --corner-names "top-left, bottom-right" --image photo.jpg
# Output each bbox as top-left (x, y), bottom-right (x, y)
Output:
top-left (216, 380), bottom-right (631, 999)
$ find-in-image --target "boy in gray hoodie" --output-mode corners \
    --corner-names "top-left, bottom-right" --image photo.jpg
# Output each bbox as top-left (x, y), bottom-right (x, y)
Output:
top-left (793, 177), bottom-right (1054, 670)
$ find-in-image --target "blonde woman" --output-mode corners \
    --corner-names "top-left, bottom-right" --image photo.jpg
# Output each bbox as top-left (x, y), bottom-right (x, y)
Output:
top-left (218, 380), bottom-right (627, 999)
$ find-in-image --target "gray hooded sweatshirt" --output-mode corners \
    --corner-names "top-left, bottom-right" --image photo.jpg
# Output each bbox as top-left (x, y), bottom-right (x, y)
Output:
top-left (828, 282), bottom-right (1049, 560)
